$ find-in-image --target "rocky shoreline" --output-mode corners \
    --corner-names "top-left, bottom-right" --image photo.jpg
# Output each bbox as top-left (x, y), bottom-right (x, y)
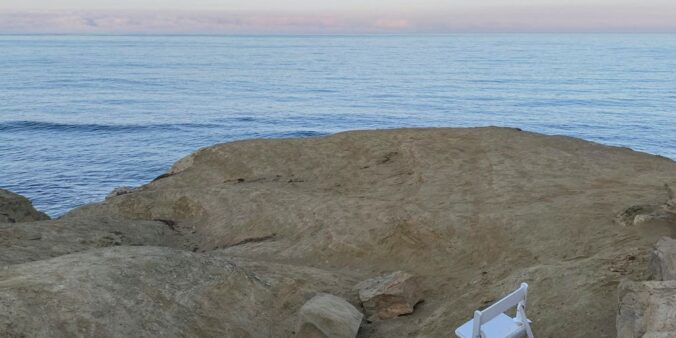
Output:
top-left (1, 127), bottom-right (675, 337)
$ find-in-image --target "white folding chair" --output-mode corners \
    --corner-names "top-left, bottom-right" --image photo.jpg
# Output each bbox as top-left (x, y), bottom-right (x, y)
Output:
top-left (455, 283), bottom-right (534, 338)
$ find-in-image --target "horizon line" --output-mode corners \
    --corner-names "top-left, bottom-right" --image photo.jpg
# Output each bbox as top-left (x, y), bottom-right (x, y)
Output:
top-left (3, 31), bottom-right (676, 36)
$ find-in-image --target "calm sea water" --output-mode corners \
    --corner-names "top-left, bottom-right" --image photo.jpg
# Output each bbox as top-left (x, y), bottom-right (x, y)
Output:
top-left (1, 34), bottom-right (675, 216)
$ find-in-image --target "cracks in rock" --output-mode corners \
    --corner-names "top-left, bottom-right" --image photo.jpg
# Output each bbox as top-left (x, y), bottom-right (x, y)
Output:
top-left (224, 177), bottom-right (267, 184)
top-left (229, 261), bottom-right (273, 288)
top-left (223, 174), bottom-right (305, 185)
top-left (0, 213), bottom-right (16, 223)
top-left (224, 233), bottom-right (277, 249)
top-left (151, 172), bottom-right (176, 182)
top-left (153, 218), bottom-right (177, 231)
top-left (377, 151), bottom-right (400, 165)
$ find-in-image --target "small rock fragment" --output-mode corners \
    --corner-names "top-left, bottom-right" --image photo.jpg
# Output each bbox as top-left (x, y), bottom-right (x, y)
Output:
top-left (295, 293), bottom-right (362, 338)
top-left (356, 271), bottom-right (422, 321)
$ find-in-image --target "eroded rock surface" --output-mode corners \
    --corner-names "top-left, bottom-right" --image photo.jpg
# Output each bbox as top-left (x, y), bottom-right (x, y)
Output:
top-left (0, 216), bottom-right (190, 266)
top-left (617, 280), bottom-right (676, 338)
top-left (650, 237), bottom-right (676, 281)
top-left (615, 184), bottom-right (676, 239)
top-left (2, 128), bottom-right (676, 337)
top-left (0, 246), bottom-right (359, 338)
top-left (0, 188), bottom-right (49, 223)
top-left (295, 293), bottom-right (363, 338)
top-left (356, 271), bottom-right (422, 321)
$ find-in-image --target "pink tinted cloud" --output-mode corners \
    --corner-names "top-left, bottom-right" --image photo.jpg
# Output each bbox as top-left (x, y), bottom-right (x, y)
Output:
top-left (374, 19), bottom-right (411, 29)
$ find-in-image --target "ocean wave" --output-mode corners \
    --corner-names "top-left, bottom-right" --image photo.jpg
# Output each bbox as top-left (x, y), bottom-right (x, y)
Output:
top-left (0, 121), bottom-right (327, 139)
top-left (0, 120), bottom-right (224, 133)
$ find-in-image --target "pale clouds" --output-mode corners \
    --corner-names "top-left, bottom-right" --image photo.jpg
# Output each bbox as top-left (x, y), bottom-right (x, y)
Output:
top-left (374, 19), bottom-right (411, 30)
top-left (1, 7), bottom-right (675, 34)
top-left (0, 11), bottom-right (381, 34)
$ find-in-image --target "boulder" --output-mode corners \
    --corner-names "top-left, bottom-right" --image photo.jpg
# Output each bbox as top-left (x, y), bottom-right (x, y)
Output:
top-left (0, 188), bottom-right (49, 223)
top-left (650, 237), bottom-right (676, 281)
top-left (295, 293), bottom-right (363, 338)
top-left (356, 271), bottom-right (422, 321)
top-left (617, 280), bottom-right (676, 338)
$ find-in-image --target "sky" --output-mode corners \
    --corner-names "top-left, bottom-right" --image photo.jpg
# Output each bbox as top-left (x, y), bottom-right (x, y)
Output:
top-left (0, 0), bottom-right (675, 34)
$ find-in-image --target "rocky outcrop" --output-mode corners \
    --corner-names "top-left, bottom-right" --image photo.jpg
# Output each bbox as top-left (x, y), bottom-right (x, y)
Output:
top-left (617, 280), bottom-right (676, 338)
top-left (0, 216), bottom-right (190, 266)
top-left (356, 271), bottom-right (422, 321)
top-left (0, 246), bottom-right (359, 338)
top-left (0, 188), bottom-right (49, 223)
top-left (295, 293), bottom-right (363, 338)
top-left (2, 128), bottom-right (676, 337)
top-left (650, 237), bottom-right (676, 281)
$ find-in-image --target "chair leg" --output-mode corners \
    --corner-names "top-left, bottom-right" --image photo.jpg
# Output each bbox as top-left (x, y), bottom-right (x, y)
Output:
top-left (517, 303), bottom-right (534, 338)
top-left (472, 310), bottom-right (482, 338)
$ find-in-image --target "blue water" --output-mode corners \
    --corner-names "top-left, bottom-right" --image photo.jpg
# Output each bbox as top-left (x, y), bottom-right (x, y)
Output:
top-left (1, 34), bottom-right (675, 217)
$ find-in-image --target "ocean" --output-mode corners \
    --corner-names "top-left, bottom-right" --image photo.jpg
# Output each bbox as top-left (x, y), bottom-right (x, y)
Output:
top-left (1, 34), bottom-right (675, 216)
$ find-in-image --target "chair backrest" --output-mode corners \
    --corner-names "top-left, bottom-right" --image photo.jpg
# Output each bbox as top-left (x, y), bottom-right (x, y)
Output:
top-left (472, 283), bottom-right (529, 337)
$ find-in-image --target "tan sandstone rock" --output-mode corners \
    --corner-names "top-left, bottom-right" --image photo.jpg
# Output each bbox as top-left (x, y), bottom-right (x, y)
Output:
top-left (0, 216), bottom-right (189, 266)
top-left (3, 128), bottom-right (676, 337)
top-left (295, 293), bottom-right (363, 338)
top-left (0, 246), bottom-right (360, 338)
top-left (617, 280), bottom-right (676, 338)
top-left (356, 271), bottom-right (422, 321)
top-left (0, 188), bottom-right (49, 223)
top-left (650, 237), bottom-right (676, 281)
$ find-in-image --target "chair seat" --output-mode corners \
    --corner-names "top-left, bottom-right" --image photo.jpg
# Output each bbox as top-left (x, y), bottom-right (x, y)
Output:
top-left (455, 313), bottom-right (526, 338)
